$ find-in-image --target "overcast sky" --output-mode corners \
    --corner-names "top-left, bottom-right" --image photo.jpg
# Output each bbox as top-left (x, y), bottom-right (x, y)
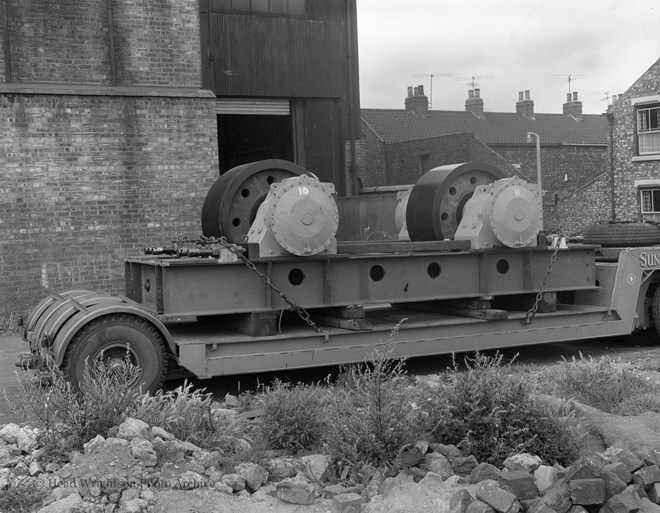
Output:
top-left (356, 0), bottom-right (660, 115)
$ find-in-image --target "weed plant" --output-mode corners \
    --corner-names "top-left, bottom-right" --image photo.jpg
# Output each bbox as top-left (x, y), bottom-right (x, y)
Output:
top-left (421, 352), bottom-right (580, 466)
top-left (550, 353), bottom-right (660, 415)
top-left (130, 381), bottom-right (250, 454)
top-left (326, 330), bottom-right (424, 474)
top-left (0, 476), bottom-right (49, 513)
top-left (255, 379), bottom-right (328, 452)
top-left (11, 357), bottom-right (138, 460)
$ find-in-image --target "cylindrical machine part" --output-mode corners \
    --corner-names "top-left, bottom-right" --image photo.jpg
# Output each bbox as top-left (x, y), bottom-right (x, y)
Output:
top-left (263, 175), bottom-right (338, 256)
top-left (201, 159), bottom-right (307, 242)
top-left (405, 162), bottom-right (503, 241)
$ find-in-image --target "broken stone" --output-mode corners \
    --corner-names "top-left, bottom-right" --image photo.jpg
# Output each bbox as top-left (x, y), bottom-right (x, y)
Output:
top-left (606, 463), bottom-right (635, 485)
top-left (535, 466), bottom-right (559, 495)
top-left (466, 500), bottom-right (496, 513)
top-left (37, 493), bottom-right (84, 513)
top-left (566, 457), bottom-right (603, 482)
top-left (500, 469), bottom-right (539, 500)
top-left (236, 462), bottom-right (269, 492)
top-left (0, 424), bottom-right (37, 453)
top-left (475, 480), bottom-right (521, 513)
top-left (450, 488), bottom-right (476, 513)
top-left (275, 481), bottom-right (317, 505)
top-left (452, 455), bottom-right (479, 475)
top-left (221, 473), bottom-right (246, 492)
top-left (602, 469), bottom-right (628, 500)
top-left (214, 482), bottom-right (234, 494)
top-left (470, 463), bottom-right (502, 484)
top-left (608, 449), bottom-right (644, 474)
top-left (648, 483), bottom-right (660, 505)
top-left (423, 451), bottom-right (454, 479)
top-left (130, 438), bottom-right (157, 467)
top-left (83, 434), bottom-right (106, 455)
top-left (541, 479), bottom-right (572, 513)
top-left (569, 478), bottom-right (606, 505)
top-left (399, 446), bottom-right (426, 469)
top-left (116, 418), bottom-right (151, 441)
top-left (504, 454), bottom-right (542, 473)
top-left (634, 466), bottom-right (660, 488)
top-left (607, 491), bottom-right (644, 513)
top-left (29, 460), bottom-right (43, 476)
top-left (362, 470), bottom-right (383, 501)
top-left (268, 457), bottom-right (297, 479)
top-left (332, 492), bottom-right (362, 513)
top-left (415, 440), bottom-right (429, 455)
top-left (151, 426), bottom-right (174, 440)
top-left (429, 443), bottom-right (462, 461)
top-left (301, 454), bottom-right (331, 482)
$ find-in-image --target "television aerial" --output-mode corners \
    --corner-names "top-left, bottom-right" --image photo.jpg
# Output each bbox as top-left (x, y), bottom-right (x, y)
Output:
top-left (412, 72), bottom-right (452, 109)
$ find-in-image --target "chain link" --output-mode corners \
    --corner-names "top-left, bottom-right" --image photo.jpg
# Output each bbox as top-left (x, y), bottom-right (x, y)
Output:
top-left (201, 236), bottom-right (327, 338)
top-left (523, 243), bottom-right (561, 325)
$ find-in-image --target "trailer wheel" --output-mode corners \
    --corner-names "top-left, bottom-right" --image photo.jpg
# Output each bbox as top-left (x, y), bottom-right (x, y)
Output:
top-left (582, 221), bottom-right (660, 247)
top-left (62, 314), bottom-right (167, 394)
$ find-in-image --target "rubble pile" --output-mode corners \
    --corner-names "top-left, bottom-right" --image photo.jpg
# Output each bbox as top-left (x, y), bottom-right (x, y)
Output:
top-left (2, 417), bottom-right (660, 513)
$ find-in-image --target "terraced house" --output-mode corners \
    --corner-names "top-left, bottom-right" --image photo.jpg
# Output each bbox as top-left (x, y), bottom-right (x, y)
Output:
top-left (355, 86), bottom-right (610, 235)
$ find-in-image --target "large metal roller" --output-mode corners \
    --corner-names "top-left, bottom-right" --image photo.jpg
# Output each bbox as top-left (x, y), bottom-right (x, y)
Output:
top-left (201, 159), bottom-right (306, 241)
top-left (406, 162), bottom-right (504, 241)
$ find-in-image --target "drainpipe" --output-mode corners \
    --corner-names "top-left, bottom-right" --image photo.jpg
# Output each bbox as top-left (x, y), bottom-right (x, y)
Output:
top-left (2, 0), bottom-right (11, 82)
top-left (345, 0), bottom-right (360, 196)
top-left (606, 111), bottom-right (615, 220)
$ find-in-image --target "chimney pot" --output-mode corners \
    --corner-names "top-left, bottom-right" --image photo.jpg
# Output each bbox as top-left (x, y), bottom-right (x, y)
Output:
top-left (519, 91), bottom-right (524, 100)
top-left (573, 91), bottom-right (578, 101)
top-left (525, 90), bottom-right (530, 100)
top-left (475, 88), bottom-right (480, 98)
top-left (566, 93), bottom-right (571, 102)
top-left (405, 85), bottom-right (429, 115)
top-left (468, 89), bottom-right (474, 98)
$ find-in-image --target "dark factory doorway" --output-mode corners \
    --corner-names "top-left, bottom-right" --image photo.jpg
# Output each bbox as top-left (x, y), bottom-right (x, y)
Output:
top-left (216, 99), bottom-right (294, 174)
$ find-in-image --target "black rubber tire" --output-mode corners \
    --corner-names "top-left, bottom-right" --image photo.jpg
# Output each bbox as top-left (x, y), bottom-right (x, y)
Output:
top-left (62, 314), bottom-right (167, 395)
top-left (653, 286), bottom-right (660, 338)
top-left (582, 222), bottom-right (660, 247)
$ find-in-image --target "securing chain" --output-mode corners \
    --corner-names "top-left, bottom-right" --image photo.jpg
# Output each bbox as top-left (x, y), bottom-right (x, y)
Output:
top-left (201, 236), bottom-right (328, 339)
top-left (523, 242), bottom-right (561, 325)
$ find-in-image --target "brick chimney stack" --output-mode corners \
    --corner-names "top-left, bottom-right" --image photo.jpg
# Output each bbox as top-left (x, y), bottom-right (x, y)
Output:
top-left (516, 90), bottom-right (535, 118)
top-left (465, 88), bottom-right (484, 117)
top-left (405, 85), bottom-right (429, 115)
top-left (563, 91), bottom-right (583, 119)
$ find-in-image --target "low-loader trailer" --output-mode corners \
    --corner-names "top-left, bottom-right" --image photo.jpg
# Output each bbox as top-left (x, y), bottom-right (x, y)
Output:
top-left (21, 161), bottom-right (660, 392)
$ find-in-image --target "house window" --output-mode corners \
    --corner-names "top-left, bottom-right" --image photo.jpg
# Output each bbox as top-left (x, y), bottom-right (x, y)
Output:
top-left (637, 105), bottom-right (660, 155)
top-left (640, 188), bottom-right (660, 220)
top-left (212, 0), bottom-right (305, 15)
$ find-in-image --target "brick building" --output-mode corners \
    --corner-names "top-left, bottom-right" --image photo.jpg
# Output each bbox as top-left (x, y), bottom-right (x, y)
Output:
top-left (0, 0), bottom-right (359, 319)
top-left (608, 57), bottom-right (660, 221)
top-left (357, 86), bottom-right (610, 235)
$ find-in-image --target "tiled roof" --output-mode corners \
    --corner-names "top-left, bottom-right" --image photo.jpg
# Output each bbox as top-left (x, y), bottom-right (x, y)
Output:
top-left (361, 108), bottom-right (609, 146)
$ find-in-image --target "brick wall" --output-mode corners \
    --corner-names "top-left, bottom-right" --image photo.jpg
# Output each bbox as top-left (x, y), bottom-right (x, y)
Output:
top-left (0, 1), bottom-right (219, 319)
top-left (357, 129), bottom-right (520, 187)
top-left (494, 145), bottom-right (608, 201)
top-left (0, 94), bottom-right (218, 317)
top-left (2, 0), bottom-right (200, 86)
top-left (543, 174), bottom-right (611, 235)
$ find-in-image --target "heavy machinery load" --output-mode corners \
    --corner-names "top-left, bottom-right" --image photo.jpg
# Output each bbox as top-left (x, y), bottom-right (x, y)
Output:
top-left (20, 160), bottom-right (660, 393)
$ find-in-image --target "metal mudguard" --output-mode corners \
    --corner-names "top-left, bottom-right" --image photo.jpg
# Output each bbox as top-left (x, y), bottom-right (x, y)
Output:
top-left (23, 289), bottom-right (177, 366)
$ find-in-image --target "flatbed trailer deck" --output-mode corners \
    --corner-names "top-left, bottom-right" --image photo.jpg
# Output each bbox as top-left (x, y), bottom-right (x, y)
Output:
top-left (19, 160), bottom-right (660, 392)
